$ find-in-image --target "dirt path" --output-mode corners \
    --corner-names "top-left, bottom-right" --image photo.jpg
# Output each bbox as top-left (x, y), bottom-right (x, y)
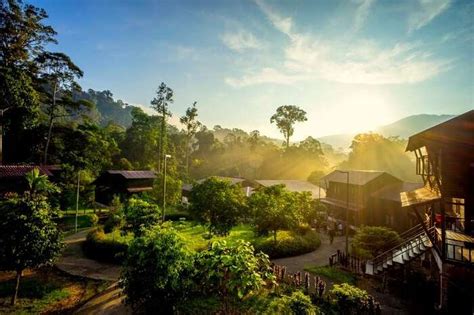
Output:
top-left (56, 228), bottom-right (121, 281)
top-left (271, 234), bottom-right (346, 273)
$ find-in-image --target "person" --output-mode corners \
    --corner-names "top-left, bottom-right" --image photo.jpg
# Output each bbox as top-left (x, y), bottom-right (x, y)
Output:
top-left (329, 227), bottom-right (335, 244)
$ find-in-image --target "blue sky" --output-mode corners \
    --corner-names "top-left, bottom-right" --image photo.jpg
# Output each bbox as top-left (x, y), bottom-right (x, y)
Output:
top-left (32, 0), bottom-right (473, 139)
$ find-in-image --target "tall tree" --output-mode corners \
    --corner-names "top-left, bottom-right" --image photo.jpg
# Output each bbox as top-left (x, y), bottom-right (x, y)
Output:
top-left (0, 0), bottom-right (56, 162)
top-left (150, 82), bottom-right (173, 172)
top-left (180, 101), bottom-right (201, 177)
top-left (35, 52), bottom-right (85, 164)
top-left (270, 105), bottom-right (307, 149)
top-left (0, 169), bottom-right (62, 305)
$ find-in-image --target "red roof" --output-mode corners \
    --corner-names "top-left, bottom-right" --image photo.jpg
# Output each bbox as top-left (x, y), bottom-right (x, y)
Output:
top-left (0, 165), bottom-right (53, 178)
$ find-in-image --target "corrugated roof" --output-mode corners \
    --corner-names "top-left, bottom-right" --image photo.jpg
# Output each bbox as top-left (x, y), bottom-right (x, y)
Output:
top-left (107, 170), bottom-right (157, 179)
top-left (255, 179), bottom-right (326, 199)
top-left (400, 186), bottom-right (441, 207)
top-left (321, 170), bottom-right (389, 186)
top-left (0, 165), bottom-right (53, 178)
top-left (406, 110), bottom-right (474, 151)
top-left (371, 182), bottom-right (424, 202)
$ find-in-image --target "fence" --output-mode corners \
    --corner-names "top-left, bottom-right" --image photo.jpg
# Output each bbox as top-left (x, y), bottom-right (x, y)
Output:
top-left (329, 250), bottom-right (366, 274)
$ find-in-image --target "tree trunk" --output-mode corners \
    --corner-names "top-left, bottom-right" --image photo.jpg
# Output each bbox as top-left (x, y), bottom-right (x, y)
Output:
top-left (285, 132), bottom-right (290, 149)
top-left (274, 230), bottom-right (277, 243)
top-left (11, 270), bottom-right (22, 306)
top-left (185, 137), bottom-right (190, 178)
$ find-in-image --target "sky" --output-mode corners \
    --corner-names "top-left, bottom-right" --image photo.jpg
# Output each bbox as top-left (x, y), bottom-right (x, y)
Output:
top-left (31, 0), bottom-right (473, 140)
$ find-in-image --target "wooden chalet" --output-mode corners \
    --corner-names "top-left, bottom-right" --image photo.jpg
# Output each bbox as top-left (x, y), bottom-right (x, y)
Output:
top-left (320, 170), bottom-right (420, 230)
top-left (94, 170), bottom-right (157, 205)
top-left (0, 165), bottom-right (59, 196)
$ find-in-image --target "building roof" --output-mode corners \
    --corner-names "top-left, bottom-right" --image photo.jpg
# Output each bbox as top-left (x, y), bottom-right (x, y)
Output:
top-left (371, 182), bottom-right (424, 202)
top-left (321, 170), bottom-right (396, 186)
top-left (400, 186), bottom-right (441, 208)
top-left (0, 165), bottom-right (53, 177)
top-left (254, 179), bottom-right (326, 199)
top-left (406, 110), bottom-right (474, 151)
top-left (107, 170), bottom-right (157, 179)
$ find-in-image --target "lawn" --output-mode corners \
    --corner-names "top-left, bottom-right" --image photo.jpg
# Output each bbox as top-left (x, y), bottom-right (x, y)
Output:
top-left (304, 266), bottom-right (356, 284)
top-left (0, 268), bottom-right (109, 314)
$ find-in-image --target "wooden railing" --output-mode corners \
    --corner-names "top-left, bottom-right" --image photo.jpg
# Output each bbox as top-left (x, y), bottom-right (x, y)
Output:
top-left (329, 250), bottom-right (366, 274)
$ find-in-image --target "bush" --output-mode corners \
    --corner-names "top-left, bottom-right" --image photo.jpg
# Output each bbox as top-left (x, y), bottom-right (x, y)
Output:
top-left (352, 226), bottom-right (401, 259)
top-left (121, 224), bottom-right (194, 313)
top-left (123, 198), bottom-right (161, 236)
top-left (330, 283), bottom-right (380, 314)
top-left (266, 291), bottom-right (319, 315)
top-left (82, 228), bottom-right (129, 264)
top-left (254, 230), bottom-right (321, 259)
top-left (104, 213), bottom-right (124, 233)
top-left (84, 213), bottom-right (99, 226)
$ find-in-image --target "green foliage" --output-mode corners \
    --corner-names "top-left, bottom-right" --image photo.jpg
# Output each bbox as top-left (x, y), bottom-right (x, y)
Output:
top-left (82, 228), bottom-right (129, 264)
top-left (254, 230), bottom-right (321, 259)
top-left (330, 283), bottom-right (376, 314)
top-left (266, 291), bottom-right (319, 315)
top-left (195, 240), bottom-right (275, 302)
top-left (270, 105), bottom-right (308, 148)
top-left (123, 198), bottom-right (161, 236)
top-left (85, 213), bottom-right (99, 226)
top-left (121, 224), bottom-right (193, 313)
top-left (189, 177), bottom-right (246, 236)
top-left (352, 226), bottom-right (401, 259)
top-left (152, 173), bottom-right (182, 207)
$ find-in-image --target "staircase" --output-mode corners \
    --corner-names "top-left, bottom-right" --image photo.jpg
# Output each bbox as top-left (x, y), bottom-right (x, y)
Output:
top-left (365, 224), bottom-right (434, 275)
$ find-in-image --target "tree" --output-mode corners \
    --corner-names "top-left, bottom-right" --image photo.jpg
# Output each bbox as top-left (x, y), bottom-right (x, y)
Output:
top-left (266, 291), bottom-right (318, 315)
top-left (180, 101), bottom-right (201, 177)
top-left (0, 0), bottom-right (56, 162)
top-left (152, 173), bottom-right (182, 208)
top-left (0, 169), bottom-right (62, 305)
top-left (195, 240), bottom-right (275, 310)
top-left (123, 198), bottom-right (161, 236)
top-left (248, 185), bottom-right (297, 242)
top-left (351, 226), bottom-right (401, 259)
top-left (189, 177), bottom-right (246, 235)
top-left (121, 224), bottom-right (193, 313)
top-left (35, 51), bottom-right (87, 164)
top-left (150, 82), bottom-right (173, 172)
top-left (270, 105), bottom-right (307, 149)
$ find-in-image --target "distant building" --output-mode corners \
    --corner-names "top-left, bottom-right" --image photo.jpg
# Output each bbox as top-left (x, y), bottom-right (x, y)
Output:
top-left (321, 170), bottom-right (422, 231)
top-left (253, 179), bottom-right (326, 199)
top-left (0, 165), bottom-right (60, 196)
top-left (94, 170), bottom-right (157, 205)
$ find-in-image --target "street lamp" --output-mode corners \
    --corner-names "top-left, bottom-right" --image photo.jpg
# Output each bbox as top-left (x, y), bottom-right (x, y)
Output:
top-left (162, 154), bottom-right (172, 222)
top-left (336, 170), bottom-right (350, 254)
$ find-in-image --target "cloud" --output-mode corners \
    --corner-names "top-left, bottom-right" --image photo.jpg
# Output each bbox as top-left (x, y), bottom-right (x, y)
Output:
top-left (353, 0), bottom-right (376, 31)
top-left (408, 0), bottom-right (450, 33)
top-left (255, 0), bottom-right (293, 36)
top-left (221, 30), bottom-right (262, 52)
top-left (226, 0), bottom-right (450, 87)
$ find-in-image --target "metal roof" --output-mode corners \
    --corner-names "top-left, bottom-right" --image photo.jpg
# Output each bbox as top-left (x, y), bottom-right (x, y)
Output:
top-left (400, 186), bottom-right (441, 208)
top-left (255, 179), bottom-right (326, 199)
top-left (107, 170), bottom-right (157, 179)
top-left (321, 170), bottom-right (394, 186)
top-left (0, 165), bottom-right (53, 177)
top-left (406, 110), bottom-right (474, 151)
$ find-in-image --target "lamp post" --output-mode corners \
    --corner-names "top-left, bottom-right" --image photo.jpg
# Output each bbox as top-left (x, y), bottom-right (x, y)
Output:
top-left (162, 154), bottom-right (171, 222)
top-left (336, 170), bottom-right (350, 254)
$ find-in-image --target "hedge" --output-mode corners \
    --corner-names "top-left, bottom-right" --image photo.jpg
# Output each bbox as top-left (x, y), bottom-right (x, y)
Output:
top-left (254, 230), bottom-right (321, 259)
top-left (82, 228), bottom-right (129, 264)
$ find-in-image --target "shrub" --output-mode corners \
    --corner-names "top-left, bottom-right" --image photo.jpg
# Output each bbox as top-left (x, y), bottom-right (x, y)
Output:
top-left (195, 240), bottom-right (275, 305)
top-left (84, 213), bottom-right (99, 226)
top-left (123, 198), bottom-right (161, 236)
top-left (330, 283), bottom-right (380, 314)
top-left (254, 230), bottom-right (321, 259)
top-left (82, 228), bottom-right (128, 264)
top-left (352, 226), bottom-right (401, 259)
top-left (266, 291), bottom-right (319, 315)
top-left (103, 213), bottom-right (124, 233)
top-left (120, 224), bottom-right (194, 313)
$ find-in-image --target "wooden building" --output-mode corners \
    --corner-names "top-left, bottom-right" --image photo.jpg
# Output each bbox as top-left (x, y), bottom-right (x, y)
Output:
top-left (321, 170), bottom-right (422, 231)
top-left (0, 165), bottom-right (59, 196)
top-left (94, 170), bottom-right (157, 205)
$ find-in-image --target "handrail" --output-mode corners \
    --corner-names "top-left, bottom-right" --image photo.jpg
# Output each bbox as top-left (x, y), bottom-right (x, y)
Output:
top-left (376, 224), bottom-right (425, 255)
top-left (371, 226), bottom-right (434, 266)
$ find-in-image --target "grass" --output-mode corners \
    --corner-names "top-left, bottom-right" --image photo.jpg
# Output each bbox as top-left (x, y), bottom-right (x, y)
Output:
top-left (304, 266), bottom-right (356, 284)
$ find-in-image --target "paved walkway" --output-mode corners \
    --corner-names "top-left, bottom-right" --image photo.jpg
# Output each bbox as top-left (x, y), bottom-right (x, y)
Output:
top-left (271, 234), bottom-right (346, 273)
top-left (56, 228), bottom-right (121, 281)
